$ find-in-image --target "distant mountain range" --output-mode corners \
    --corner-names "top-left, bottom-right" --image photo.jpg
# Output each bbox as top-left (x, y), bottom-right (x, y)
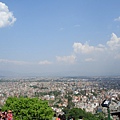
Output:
top-left (0, 70), bottom-right (19, 77)
top-left (0, 70), bottom-right (79, 77)
top-left (0, 70), bottom-right (120, 78)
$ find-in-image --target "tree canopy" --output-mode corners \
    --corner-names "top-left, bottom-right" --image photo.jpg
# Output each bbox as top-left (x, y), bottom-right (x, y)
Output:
top-left (63, 107), bottom-right (106, 120)
top-left (2, 97), bottom-right (54, 120)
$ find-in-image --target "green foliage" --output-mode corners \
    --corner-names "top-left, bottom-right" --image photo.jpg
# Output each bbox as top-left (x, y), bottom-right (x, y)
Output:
top-left (95, 112), bottom-right (106, 120)
top-left (66, 95), bottom-right (75, 109)
top-left (2, 97), bottom-right (54, 120)
top-left (63, 107), bottom-right (106, 120)
top-left (69, 108), bottom-right (85, 119)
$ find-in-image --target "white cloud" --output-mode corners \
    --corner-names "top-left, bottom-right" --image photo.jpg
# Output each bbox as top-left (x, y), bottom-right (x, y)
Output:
top-left (107, 33), bottom-right (120, 50)
top-left (114, 16), bottom-right (120, 21)
top-left (72, 33), bottom-right (120, 64)
top-left (73, 42), bottom-right (105, 54)
top-left (56, 55), bottom-right (76, 64)
top-left (73, 33), bottom-right (120, 55)
top-left (38, 60), bottom-right (52, 65)
top-left (0, 2), bottom-right (16, 28)
top-left (0, 59), bottom-right (30, 65)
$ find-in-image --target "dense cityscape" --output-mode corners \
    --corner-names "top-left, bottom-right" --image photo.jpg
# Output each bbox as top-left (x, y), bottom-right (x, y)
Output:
top-left (0, 76), bottom-right (120, 119)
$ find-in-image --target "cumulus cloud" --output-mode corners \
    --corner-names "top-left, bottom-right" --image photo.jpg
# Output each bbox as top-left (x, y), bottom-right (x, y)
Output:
top-left (114, 16), bottom-right (120, 21)
top-left (38, 60), bottom-right (52, 65)
top-left (0, 2), bottom-right (16, 28)
top-left (73, 42), bottom-right (105, 54)
top-left (56, 55), bottom-right (76, 63)
top-left (107, 33), bottom-right (120, 50)
top-left (73, 33), bottom-right (120, 55)
top-left (72, 33), bottom-right (120, 63)
top-left (0, 59), bottom-right (30, 65)
top-left (56, 34), bottom-right (119, 64)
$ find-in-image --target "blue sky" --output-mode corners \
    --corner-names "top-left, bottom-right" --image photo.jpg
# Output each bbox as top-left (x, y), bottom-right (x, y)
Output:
top-left (0, 0), bottom-right (120, 76)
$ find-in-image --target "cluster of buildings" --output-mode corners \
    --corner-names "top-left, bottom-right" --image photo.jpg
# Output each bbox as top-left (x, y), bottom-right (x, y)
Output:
top-left (0, 76), bottom-right (120, 118)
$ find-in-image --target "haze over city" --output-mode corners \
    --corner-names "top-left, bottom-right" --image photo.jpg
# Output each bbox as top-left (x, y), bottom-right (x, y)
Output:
top-left (0, 0), bottom-right (120, 76)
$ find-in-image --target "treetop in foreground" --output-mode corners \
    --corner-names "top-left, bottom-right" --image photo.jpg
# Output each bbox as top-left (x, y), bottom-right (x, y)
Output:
top-left (2, 97), bottom-right (54, 120)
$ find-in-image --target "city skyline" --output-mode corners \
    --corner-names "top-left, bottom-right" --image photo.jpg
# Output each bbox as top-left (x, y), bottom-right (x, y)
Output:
top-left (0, 1), bottom-right (120, 76)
